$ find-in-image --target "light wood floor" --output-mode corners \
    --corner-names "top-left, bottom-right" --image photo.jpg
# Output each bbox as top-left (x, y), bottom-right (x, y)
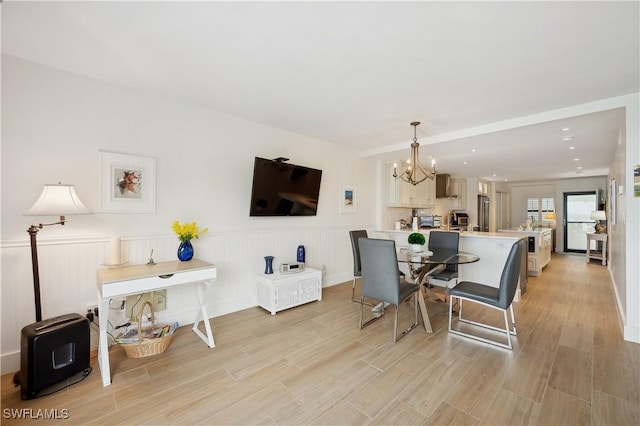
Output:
top-left (2, 254), bottom-right (639, 425)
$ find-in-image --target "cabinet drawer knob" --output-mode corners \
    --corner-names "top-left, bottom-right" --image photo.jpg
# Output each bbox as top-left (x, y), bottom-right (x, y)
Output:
top-left (159, 274), bottom-right (174, 279)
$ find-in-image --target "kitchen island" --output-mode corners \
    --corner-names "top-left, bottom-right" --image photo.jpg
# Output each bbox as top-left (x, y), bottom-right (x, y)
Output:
top-left (498, 228), bottom-right (553, 276)
top-left (379, 229), bottom-right (528, 299)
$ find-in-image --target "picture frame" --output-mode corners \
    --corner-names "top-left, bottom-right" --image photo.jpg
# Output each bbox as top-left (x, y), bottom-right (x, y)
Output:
top-left (100, 151), bottom-right (156, 213)
top-left (340, 185), bottom-right (357, 214)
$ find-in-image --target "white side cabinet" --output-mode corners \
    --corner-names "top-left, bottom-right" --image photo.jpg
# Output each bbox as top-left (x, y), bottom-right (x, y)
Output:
top-left (256, 268), bottom-right (322, 315)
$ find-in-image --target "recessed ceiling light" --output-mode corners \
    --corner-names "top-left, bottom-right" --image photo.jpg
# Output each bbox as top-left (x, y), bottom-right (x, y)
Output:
top-left (573, 158), bottom-right (580, 161)
top-left (463, 161), bottom-right (468, 165)
top-left (471, 149), bottom-right (476, 152)
top-left (562, 136), bottom-right (574, 142)
top-left (493, 174), bottom-right (497, 177)
top-left (569, 146), bottom-right (575, 150)
top-left (577, 166), bottom-right (583, 170)
top-left (562, 127), bottom-right (570, 132)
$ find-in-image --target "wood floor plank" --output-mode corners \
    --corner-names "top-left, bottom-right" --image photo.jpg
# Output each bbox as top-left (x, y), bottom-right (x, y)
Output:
top-left (593, 345), bottom-right (640, 404)
top-left (396, 350), bottom-right (474, 418)
top-left (424, 402), bottom-right (479, 426)
top-left (346, 352), bottom-right (427, 418)
top-left (202, 382), bottom-right (295, 425)
top-left (591, 389), bottom-right (640, 426)
top-left (559, 317), bottom-right (594, 353)
top-left (443, 349), bottom-right (512, 419)
top-left (369, 400), bottom-right (428, 425)
top-left (478, 388), bottom-right (540, 425)
top-left (272, 359), bottom-right (380, 425)
top-left (309, 400), bottom-right (370, 425)
top-left (547, 345), bottom-right (593, 402)
top-left (501, 344), bottom-right (555, 403)
top-left (537, 387), bottom-right (591, 426)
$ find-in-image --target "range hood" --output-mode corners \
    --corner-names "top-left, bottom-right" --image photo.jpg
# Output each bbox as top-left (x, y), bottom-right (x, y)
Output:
top-left (436, 174), bottom-right (457, 199)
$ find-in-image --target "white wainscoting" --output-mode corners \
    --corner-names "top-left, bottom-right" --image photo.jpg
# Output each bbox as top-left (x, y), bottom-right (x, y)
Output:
top-left (0, 226), bottom-right (362, 373)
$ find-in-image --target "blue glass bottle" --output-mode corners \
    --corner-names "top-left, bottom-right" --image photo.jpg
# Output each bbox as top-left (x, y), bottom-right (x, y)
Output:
top-left (264, 256), bottom-right (274, 274)
top-left (297, 245), bottom-right (305, 263)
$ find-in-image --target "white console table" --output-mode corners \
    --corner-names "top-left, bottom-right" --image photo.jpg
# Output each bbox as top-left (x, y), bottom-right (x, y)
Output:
top-left (255, 268), bottom-right (322, 315)
top-left (586, 233), bottom-right (608, 265)
top-left (97, 258), bottom-right (216, 386)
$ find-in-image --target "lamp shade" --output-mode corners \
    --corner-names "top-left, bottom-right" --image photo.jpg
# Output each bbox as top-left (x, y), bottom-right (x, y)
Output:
top-left (590, 210), bottom-right (606, 221)
top-left (25, 184), bottom-right (91, 216)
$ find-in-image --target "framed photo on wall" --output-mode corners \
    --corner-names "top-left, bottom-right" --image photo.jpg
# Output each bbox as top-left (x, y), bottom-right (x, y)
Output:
top-left (100, 151), bottom-right (156, 213)
top-left (340, 185), bottom-right (357, 214)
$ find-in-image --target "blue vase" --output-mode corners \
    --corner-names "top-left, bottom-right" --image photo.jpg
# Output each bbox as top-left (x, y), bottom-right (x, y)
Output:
top-left (264, 256), bottom-right (274, 274)
top-left (177, 241), bottom-right (194, 261)
top-left (297, 245), bottom-right (305, 263)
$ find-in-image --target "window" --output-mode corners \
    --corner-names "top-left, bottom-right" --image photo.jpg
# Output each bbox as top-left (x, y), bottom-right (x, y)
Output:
top-left (527, 197), bottom-right (555, 225)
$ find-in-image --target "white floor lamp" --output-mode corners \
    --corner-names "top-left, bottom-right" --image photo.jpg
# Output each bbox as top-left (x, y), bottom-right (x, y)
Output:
top-left (25, 183), bottom-right (91, 322)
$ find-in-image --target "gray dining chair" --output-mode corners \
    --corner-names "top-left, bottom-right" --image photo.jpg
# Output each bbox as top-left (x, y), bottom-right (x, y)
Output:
top-left (349, 230), bottom-right (374, 306)
top-left (426, 230), bottom-right (460, 301)
top-left (349, 230), bottom-right (404, 306)
top-left (448, 239), bottom-right (524, 349)
top-left (358, 238), bottom-right (420, 342)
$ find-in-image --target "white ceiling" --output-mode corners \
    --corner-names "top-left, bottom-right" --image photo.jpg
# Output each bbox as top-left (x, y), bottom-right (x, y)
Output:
top-left (2, 1), bottom-right (638, 181)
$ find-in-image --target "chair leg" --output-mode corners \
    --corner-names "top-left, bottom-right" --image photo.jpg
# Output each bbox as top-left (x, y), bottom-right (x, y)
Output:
top-left (392, 293), bottom-right (419, 343)
top-left (503, 309), bottom-right (512, 349)
top-left (352, 277), bottom-right (375, 306)
top-left (393, 305), bottom-right (399, 343)
top-left (448, 296), bottom-right (517, 350)
top-left (359, 295), bottom-right (382, 329)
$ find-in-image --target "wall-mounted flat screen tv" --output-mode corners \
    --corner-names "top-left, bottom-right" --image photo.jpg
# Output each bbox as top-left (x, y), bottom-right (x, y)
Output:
top-left (249, 157), bottom-right (322, 216)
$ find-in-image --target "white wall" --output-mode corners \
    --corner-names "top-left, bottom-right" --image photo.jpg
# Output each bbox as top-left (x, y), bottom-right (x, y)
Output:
top-left (621, 96), bottom-right (639, 342)
top-left (0, 56), bottom-right (378, 372)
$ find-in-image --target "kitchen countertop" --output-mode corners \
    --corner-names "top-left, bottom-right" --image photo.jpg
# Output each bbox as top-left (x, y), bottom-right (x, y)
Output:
top-left (498, 228), bottom-right (552, 235)
top-left (381, 229), bottom-right (527, 240)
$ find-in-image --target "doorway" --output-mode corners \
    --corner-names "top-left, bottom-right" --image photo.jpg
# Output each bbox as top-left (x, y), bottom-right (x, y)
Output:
top-left (563, 191), bottom-right (597, 253)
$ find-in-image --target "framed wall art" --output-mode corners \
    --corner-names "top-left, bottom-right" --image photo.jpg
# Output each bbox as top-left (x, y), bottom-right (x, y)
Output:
top-left (340, 185), bottom-right (357, 214)
top-left (100, 151), bottom-right (156, 213)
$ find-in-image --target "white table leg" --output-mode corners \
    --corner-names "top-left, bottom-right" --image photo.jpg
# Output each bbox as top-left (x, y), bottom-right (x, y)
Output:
top-left (192, 280), bottom-right (215, 348)
top-left (97, 292), bottom-right (111, 387)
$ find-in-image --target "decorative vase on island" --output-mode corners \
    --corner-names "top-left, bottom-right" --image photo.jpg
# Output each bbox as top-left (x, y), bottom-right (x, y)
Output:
top-left (410, 243), bottom-right (423, 253)
top-left (177, 241), bottom-right (194, 261)
top-left (264, 256), bottom-right (274, 274)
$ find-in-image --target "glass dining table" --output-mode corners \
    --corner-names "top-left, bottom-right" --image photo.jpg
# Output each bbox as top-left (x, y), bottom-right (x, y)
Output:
top-left (397, 247), bottom-right (480, 333)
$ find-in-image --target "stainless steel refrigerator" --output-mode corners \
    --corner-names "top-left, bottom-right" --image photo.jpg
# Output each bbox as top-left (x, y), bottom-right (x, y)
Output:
top-left (478, 195), bottom-right (490, 232)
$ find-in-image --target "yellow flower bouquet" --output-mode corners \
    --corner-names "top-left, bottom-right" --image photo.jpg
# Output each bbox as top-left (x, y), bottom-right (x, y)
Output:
top-left (172, 220), bottom-right (208, 243)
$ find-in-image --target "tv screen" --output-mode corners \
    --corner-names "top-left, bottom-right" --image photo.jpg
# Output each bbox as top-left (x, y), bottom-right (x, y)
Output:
top-left (249, 157), bottom-right (322, 216)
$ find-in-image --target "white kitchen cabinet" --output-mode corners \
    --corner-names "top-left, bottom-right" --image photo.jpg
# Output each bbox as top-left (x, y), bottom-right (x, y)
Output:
top-left (385, 162), bottom-right (435, 208)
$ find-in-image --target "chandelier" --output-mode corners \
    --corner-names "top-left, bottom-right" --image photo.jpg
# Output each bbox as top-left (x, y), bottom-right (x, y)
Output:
top-left (392, 121), bottom-right (436, 185)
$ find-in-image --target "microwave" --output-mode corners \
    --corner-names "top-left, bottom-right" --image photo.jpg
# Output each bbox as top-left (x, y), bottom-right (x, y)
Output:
top-left (420, 216), bottom-right (441, 228)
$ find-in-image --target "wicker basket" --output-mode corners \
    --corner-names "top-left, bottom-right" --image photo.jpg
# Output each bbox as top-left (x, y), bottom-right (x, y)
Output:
top-left (119, 301), bottom-right (175, 358)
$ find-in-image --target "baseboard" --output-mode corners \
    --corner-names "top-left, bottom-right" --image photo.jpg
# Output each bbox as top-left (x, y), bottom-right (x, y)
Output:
top-left (1, 351), bottom-right (20, 375)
